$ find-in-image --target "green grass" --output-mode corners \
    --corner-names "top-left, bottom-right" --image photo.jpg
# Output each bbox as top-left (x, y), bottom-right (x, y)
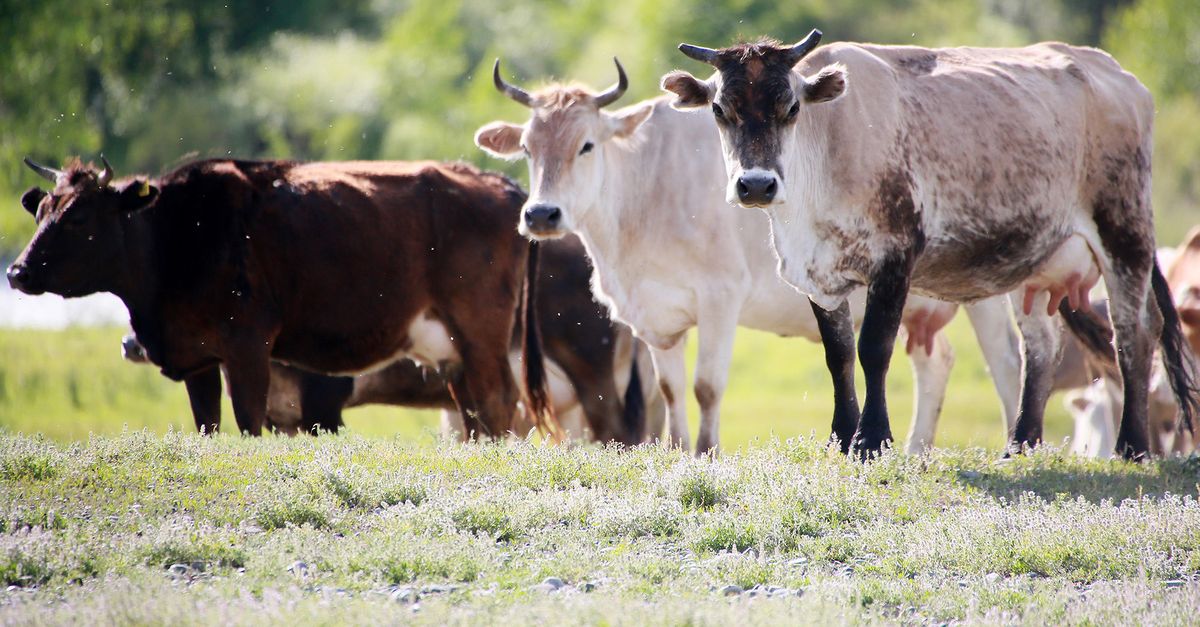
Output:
top-left (1, 433), bottom-right (1198, 625)
top-left (0, 317), bottom-right (1073, 449)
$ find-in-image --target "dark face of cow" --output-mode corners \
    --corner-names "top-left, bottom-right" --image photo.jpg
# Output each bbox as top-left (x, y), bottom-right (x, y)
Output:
top-left (661, 30), bottom-right (846, 208)
top-left (7, 158), bottom-right (158, 297)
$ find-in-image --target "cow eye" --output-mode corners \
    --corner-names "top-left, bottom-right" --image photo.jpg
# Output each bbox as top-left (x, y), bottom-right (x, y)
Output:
top-left (784, 101), bottom-right (800, 121)
top-left (579, 141), bottom-right (594, 155)
top-left (711, 103), bottom-right (726, 120)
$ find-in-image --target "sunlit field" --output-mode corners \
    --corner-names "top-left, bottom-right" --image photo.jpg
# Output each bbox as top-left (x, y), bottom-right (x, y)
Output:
top-left (0, 315), bottom-right (1073, 450)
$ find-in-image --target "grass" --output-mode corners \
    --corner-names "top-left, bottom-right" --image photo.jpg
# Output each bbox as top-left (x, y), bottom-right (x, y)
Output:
top-left (0, 316), bottom-right (1074, 449)
top-left (1, 432), bottom-right (1198, 625)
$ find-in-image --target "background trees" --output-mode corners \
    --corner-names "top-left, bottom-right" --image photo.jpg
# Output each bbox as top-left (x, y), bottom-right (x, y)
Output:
top-left (1, 0), bottom-right (1195, 256)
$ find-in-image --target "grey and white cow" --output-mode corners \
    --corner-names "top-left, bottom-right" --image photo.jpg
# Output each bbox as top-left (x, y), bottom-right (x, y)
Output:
top-left (476, 59), bottom-right (1024, 454)
top-left (662, 30), bottom-right (1198, 459)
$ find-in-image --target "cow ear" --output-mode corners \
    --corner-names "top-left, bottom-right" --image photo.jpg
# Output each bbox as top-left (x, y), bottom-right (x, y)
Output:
top-left (20, 187), bottom-right (47, 216)
top-left (474, 122), bottom-right (525, 160)
top-left (661, 71), bottom-right (714, 109)
top-left (804, 64), bottom-right (846, 103)
top-left (609, 103), bottom-right (654, 139)
top-left (118, 179), bottom-right (159, 212)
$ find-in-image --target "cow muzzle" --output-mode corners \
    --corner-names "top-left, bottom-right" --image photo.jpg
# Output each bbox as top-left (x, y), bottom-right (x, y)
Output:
top-left (6, 263), bottom-right (42, 295)
top-left (733, 169), bottom-right (783, 208)
top-left (522, 203), bottom-right (565, 238)
top-left (122, 333), bottom-right (149, 363)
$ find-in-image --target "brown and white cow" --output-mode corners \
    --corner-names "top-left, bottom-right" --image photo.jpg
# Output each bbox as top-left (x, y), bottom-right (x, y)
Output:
top-left (476, 59), bottom-right (1024, 454)
top-left (663, 31), bottom-right (1198, 459)
top-left (1168, 226), bottom-right (1200, 357)
top-left (117, 234), bottom-right (659, 444)
top-left (9, 157), bottom-right (547, 438)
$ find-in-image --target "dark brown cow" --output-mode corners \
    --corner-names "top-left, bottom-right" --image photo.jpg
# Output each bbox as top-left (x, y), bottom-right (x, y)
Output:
top-left (119, 235), bottom-right (650, 444)
top-left (9, 157), bottom-right (545, 437)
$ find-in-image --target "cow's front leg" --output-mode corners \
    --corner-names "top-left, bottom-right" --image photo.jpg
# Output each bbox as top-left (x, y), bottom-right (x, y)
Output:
top-left (184, 366), bottom-right (222, 434)
top-left (693, 306), bottom-right (739, 456)
top-left (853, 257), bottom-right (912, 458)
top-left (810, 300), bottom-right (860, 453)
top-left (648, 339), bottom-right (689, 452)
top-left (223, 344), bottom-right (272, 436)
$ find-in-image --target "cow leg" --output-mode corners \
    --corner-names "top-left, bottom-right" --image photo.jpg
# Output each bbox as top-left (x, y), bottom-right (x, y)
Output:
top-left (298, 373), bottom-right (352, 434)
top-left (853, 258), bottom-right (911, 458)
top-left (964, 296), bottom-right (1023, 438)
top-left (1101, 258), bottom-right (1159, 460)
top-left (1007, 292), bottom-right (1064, 454)
top-left (649, 339), bottom-right (689, 451)
top-left (810, 300), bottom-right (860, 453)
top-left (638, 348), bottom-right (667, 443)
top-left (903, 330), bottom-right (953, 454)
top-left (223, 347), bottom-right (272, 436)
top-left (184, 367), bottom-right (222, 434)
top-left (693, 307), bottom-right (738, 456)
top-left (440, 408), bottom-right (465, 440)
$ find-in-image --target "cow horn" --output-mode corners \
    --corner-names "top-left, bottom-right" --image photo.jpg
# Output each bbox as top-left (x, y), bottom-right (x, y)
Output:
top-left (678, 43), bottom-right (719, 66)
top-left (97, 154), bottom-right (113, 188)
top-left (493, 59), bottom-right (535, 108)
top-left (784, 29), bottom-right (823, 66)
top-left (23, 157), bottom-right (62, 183)
top-left (593, 57), bottom-right (628, 108)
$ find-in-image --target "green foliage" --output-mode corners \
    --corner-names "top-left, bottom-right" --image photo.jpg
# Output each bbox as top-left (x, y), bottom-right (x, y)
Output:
top-left (2, 0), bottom-right (1195, 259)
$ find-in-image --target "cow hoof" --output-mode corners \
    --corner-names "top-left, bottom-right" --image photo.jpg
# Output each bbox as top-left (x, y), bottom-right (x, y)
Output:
top-left (851, 434), bottom-right (891, 461)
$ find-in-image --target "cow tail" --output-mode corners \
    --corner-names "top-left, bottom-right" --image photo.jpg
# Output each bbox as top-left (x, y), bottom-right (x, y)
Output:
top-left (1058, 301), bottom-right (1118, 376)
top-left (521, 240), bottom-right (555, 435)
top-left (621, 341), bottom-right (646, 445)
top-left (1152, 261), bottom-right (1199, 433)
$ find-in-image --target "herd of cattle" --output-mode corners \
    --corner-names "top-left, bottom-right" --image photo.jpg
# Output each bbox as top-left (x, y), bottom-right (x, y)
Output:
top-left (7, 30), bottom-right (1200, 460)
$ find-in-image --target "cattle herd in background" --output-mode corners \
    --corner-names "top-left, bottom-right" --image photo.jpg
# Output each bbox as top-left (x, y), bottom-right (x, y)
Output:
top-left (7, 29), bottom-right (1199, 461)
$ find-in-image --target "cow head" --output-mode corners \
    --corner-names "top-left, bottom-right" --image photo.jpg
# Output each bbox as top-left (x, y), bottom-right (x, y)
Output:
top-left (661, 29), bottom-right (845, 208)
top-left (474, 58), bottom-right (653, 239)
top-left (7, 157), bottom-right (159, 297)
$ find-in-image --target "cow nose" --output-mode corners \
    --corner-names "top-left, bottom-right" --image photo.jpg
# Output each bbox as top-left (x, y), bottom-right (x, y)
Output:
top-left (121, 334), bottom-right (148, 363)
top-left (524, 203), bottom-right (563, 232)
top-left (736, 172), bottom-right (778, 205)
top-left (6, 264), bottom-right (29, 291)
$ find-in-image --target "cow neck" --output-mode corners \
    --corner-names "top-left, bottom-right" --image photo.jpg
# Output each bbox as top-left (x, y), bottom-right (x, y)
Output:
top-left (572, 137), bottom-right (655, 282)
top-left (111, 203), bottom-right (163, 317)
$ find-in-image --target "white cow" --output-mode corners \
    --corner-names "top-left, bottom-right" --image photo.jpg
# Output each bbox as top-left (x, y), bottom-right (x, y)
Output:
top-left (663, 31), bottom-right (1197, 458)
top-left (476, 59), bottom-right (1022, 454)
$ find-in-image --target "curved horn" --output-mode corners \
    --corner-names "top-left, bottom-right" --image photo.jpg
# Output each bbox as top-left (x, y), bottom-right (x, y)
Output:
top-left (97, 154), bottom-right (113, 188)
top-left (23, 157), bottom-right (62, 183)
top-left (593, 57), bottom-right (629, 108)
top-left (493, 59), bottom-right (535, 108)
top-left (678, 43), bottom-right (719, 66)
top-left (783, 29), bottom-right (823, 66)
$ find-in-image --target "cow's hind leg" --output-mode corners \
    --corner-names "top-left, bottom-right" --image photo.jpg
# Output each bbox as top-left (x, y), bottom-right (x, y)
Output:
top-left (184, 366), bottom-right (222, 434)
top-left (224, 345), bottom-right (272, 437)
top-left (811, 300), bottom-right (861, 453)
top-left (649, 339), bottom-right (689, 452)
top-left (853, 254), bottom-right (912, 459)
top-left (454, 336), bottom-right (521, 439)
top-left (903, 329), bottom-right (953, 455)
top-left (1007, 294), bottom-right (1064, 454)
top-left (964, 296), bottom-right (1023, 438)
top-left (1092, 156), bottom-right (1160, 460)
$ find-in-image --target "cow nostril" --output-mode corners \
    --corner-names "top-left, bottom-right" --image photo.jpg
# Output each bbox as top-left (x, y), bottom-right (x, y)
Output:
top-left (764, 179), bottom-right (777, 197)
top-left (736, 179), bottom-right (750, 199)
top-left (547, 207), bottom-right (561, 223)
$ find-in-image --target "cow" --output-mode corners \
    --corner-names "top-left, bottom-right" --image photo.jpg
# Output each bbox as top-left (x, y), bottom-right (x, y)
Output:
top-left (117, 234), bottom-right (659, 444)
top-left (662, 30), bottom-right (1198, 459)
top-left (1168, 226), bottom-right (1200, 356)
top-left (8, 157), bottom-right (548, 438)
top-left (475, 59), bottom-right (1024, 455)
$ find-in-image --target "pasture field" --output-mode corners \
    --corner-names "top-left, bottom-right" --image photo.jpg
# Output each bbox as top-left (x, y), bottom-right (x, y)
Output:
top-left (2, 432), bottom-right (1200, 625)
top-left (0, 317), bottom-right (1074, 449)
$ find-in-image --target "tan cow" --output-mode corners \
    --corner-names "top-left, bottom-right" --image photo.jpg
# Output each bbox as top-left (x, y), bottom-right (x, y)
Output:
top-left (662, 31), bottom-right (1198, 459)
